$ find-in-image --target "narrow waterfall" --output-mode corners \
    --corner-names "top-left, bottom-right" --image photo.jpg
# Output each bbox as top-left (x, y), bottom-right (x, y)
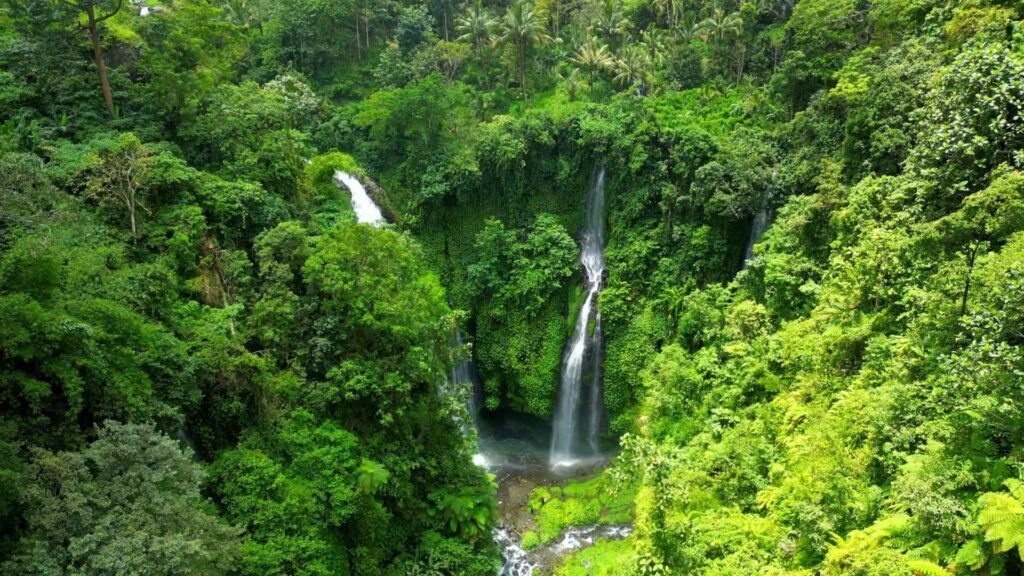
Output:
top-left (449, 329), bottom-right (483, 435)
top-left (550, 165), bottom-right (607, 468)
top-left (334, 170), bottom-right (384, 225)
top-left (741, 207), bottom-right (772, 269)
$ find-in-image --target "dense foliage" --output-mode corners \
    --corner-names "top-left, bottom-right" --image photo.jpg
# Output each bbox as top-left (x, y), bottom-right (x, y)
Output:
top-left (4, 0), bottom-right (1024, 574)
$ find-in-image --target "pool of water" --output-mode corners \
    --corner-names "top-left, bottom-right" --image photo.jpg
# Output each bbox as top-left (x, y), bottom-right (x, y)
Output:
top-left (474, 410), bottom-right (626, 575)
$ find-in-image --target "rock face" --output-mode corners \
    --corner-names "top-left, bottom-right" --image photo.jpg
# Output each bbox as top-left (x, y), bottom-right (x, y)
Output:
top-left (498, 472), bottom-right (541, 537)
top-left (359, 175), bottom-right (396, 223)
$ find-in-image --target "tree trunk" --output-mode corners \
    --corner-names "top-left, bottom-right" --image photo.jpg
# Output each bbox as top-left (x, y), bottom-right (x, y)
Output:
top-left (735, 43), bottom-right (746, 84)
top-left (85, 4), bottom-right (114, 114)
top-left (553, 0), bottom-right (559, 38)
top-left (127, 200), bottom-right (137, 243)
top-left (519, 44), bottom-right (527, 100)
top-left (960, 242), bottom-right (979, 318)
top-left (443, 2), bottom-right (449, 41)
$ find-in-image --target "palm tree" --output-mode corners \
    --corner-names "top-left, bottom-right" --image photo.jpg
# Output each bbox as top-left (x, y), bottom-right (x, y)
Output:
top-left (640, 27), bottom-right (668, 66)
top-left (495, 1), bottom-right (551, 99)
top-left (696, 8), bottom-right (745, 81)
top-left (571, 40), bottom-right (614, 95)
top-left (613, 44), bottom-right (652, 95)
top-left (556, 66), bottom-right (584, 101)
top-left (695, 8), bottom-right (742, 46)
top-left (456, 1), bottom-right (496, 50)
top-left (589, 0), bottom-right (629, 50)
top-left (677, 12), bottom-right (699, 44)
top-left (653, 0), bottom-right (681, 28)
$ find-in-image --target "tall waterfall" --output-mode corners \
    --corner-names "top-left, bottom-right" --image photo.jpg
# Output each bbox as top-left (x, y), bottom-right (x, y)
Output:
top-left (741, 207), bottom-right (772, 269)
top-left (334, 170), bottom-right (384, 225)
top-left (550, 165), bottom-right (607, 468)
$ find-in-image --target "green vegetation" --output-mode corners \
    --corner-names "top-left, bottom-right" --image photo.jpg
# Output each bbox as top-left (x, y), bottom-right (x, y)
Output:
top-left (529, 473), bottom-right (636, 544)
top-left (4, 0), bottom-right (1024, 574)
top-left (557, 538), bottom-right (636, 575)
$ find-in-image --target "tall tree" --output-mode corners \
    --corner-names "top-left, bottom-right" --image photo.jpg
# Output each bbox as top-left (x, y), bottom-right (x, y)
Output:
top-left (589, 0), bottom-right (629, 51)
top-left (572, 40), bottom-right (614, 95)
top-left (654, 0), bottom-right (681, 29)
top-left (695, 8), bottom-right (743, 46)
top-left (2, 421), bottom-right (239, 576)
top-left (613, 44), bottom-right (653, 95)
top-left (456, 0), bottom-right (496, 50)
top-left (495, 0), bottom-right (551, 99)
top-left (56, 0), bottom-right (123, 114)
top-left (85, 133), bottom-right (153, 243)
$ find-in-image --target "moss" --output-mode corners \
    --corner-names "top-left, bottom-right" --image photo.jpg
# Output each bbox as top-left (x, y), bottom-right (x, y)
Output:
top-left (555, 538), bottom-right (636, 576)
top-left (476, 296), bottom-right (568, 417)
top-left (529, 472), bottom-right (637, 545)
top-left (521, 530), bottom-right (540, 551)
top-left (529, 487), bottom-right (553, 513)
top-left (602, 307), bottom-right (666, 434)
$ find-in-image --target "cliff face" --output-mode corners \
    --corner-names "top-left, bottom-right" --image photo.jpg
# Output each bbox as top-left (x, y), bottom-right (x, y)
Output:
top-left (359, 174), bottom-right (397, 224)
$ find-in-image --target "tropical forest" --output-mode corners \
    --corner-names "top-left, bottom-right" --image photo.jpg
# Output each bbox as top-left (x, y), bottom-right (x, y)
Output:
top-left (3, 0), bottom-right (1024, 574)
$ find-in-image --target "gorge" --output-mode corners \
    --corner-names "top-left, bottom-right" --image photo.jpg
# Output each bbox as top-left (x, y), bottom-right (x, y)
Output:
top-left (5, 2), bottom-right (1023, 575)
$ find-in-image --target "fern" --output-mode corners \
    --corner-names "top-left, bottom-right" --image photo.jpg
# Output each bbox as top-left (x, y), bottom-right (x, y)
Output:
top-left (875, 514), bottom-right (916, 551)
top-left (953, 538), bottom-right (987, 571)
top-left (906, 560), bottom-right (950, 576)
top-left (978, 478), bottom-right (1024, 554)
top-left (356, 458), bottom-right (390, 495)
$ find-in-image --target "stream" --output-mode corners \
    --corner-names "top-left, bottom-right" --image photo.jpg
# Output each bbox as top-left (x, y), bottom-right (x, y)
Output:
top-left (476, 411), bottom-right (629, 575)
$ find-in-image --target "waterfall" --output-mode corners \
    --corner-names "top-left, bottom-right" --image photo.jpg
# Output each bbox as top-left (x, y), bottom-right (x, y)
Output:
top-left (741, 207), bottom-right (772, 269)
top-left (334, 170), bottom-right (384, 225)
top-left (550, 165), bottom-right (607, 468)
top-left (175, 425), bottom-right (199, 460)
top-left (449, 328), bottom-right (482, 433)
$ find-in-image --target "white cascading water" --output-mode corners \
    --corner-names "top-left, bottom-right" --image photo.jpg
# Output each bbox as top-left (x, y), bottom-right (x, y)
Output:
top-left (496, 528), bottom-right (539, 576)
top-left (741, 207), bottom-right (772, 269)
top-left (550, 165), bottom-right (607, 469)
top-left (334, 170), bottom-right (384, 225)
top-left (448, 328), bottom-right (487, 467)
top-left (451, 329), bottom-right (481, 425)
top-left (441, 168), bottom-right (621, 574)
top-left (498, 524), bottom-right (632, 575)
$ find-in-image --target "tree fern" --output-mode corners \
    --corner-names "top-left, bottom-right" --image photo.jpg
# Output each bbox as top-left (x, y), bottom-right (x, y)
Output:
top-left (952, 538), bottom-right (987, 571)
